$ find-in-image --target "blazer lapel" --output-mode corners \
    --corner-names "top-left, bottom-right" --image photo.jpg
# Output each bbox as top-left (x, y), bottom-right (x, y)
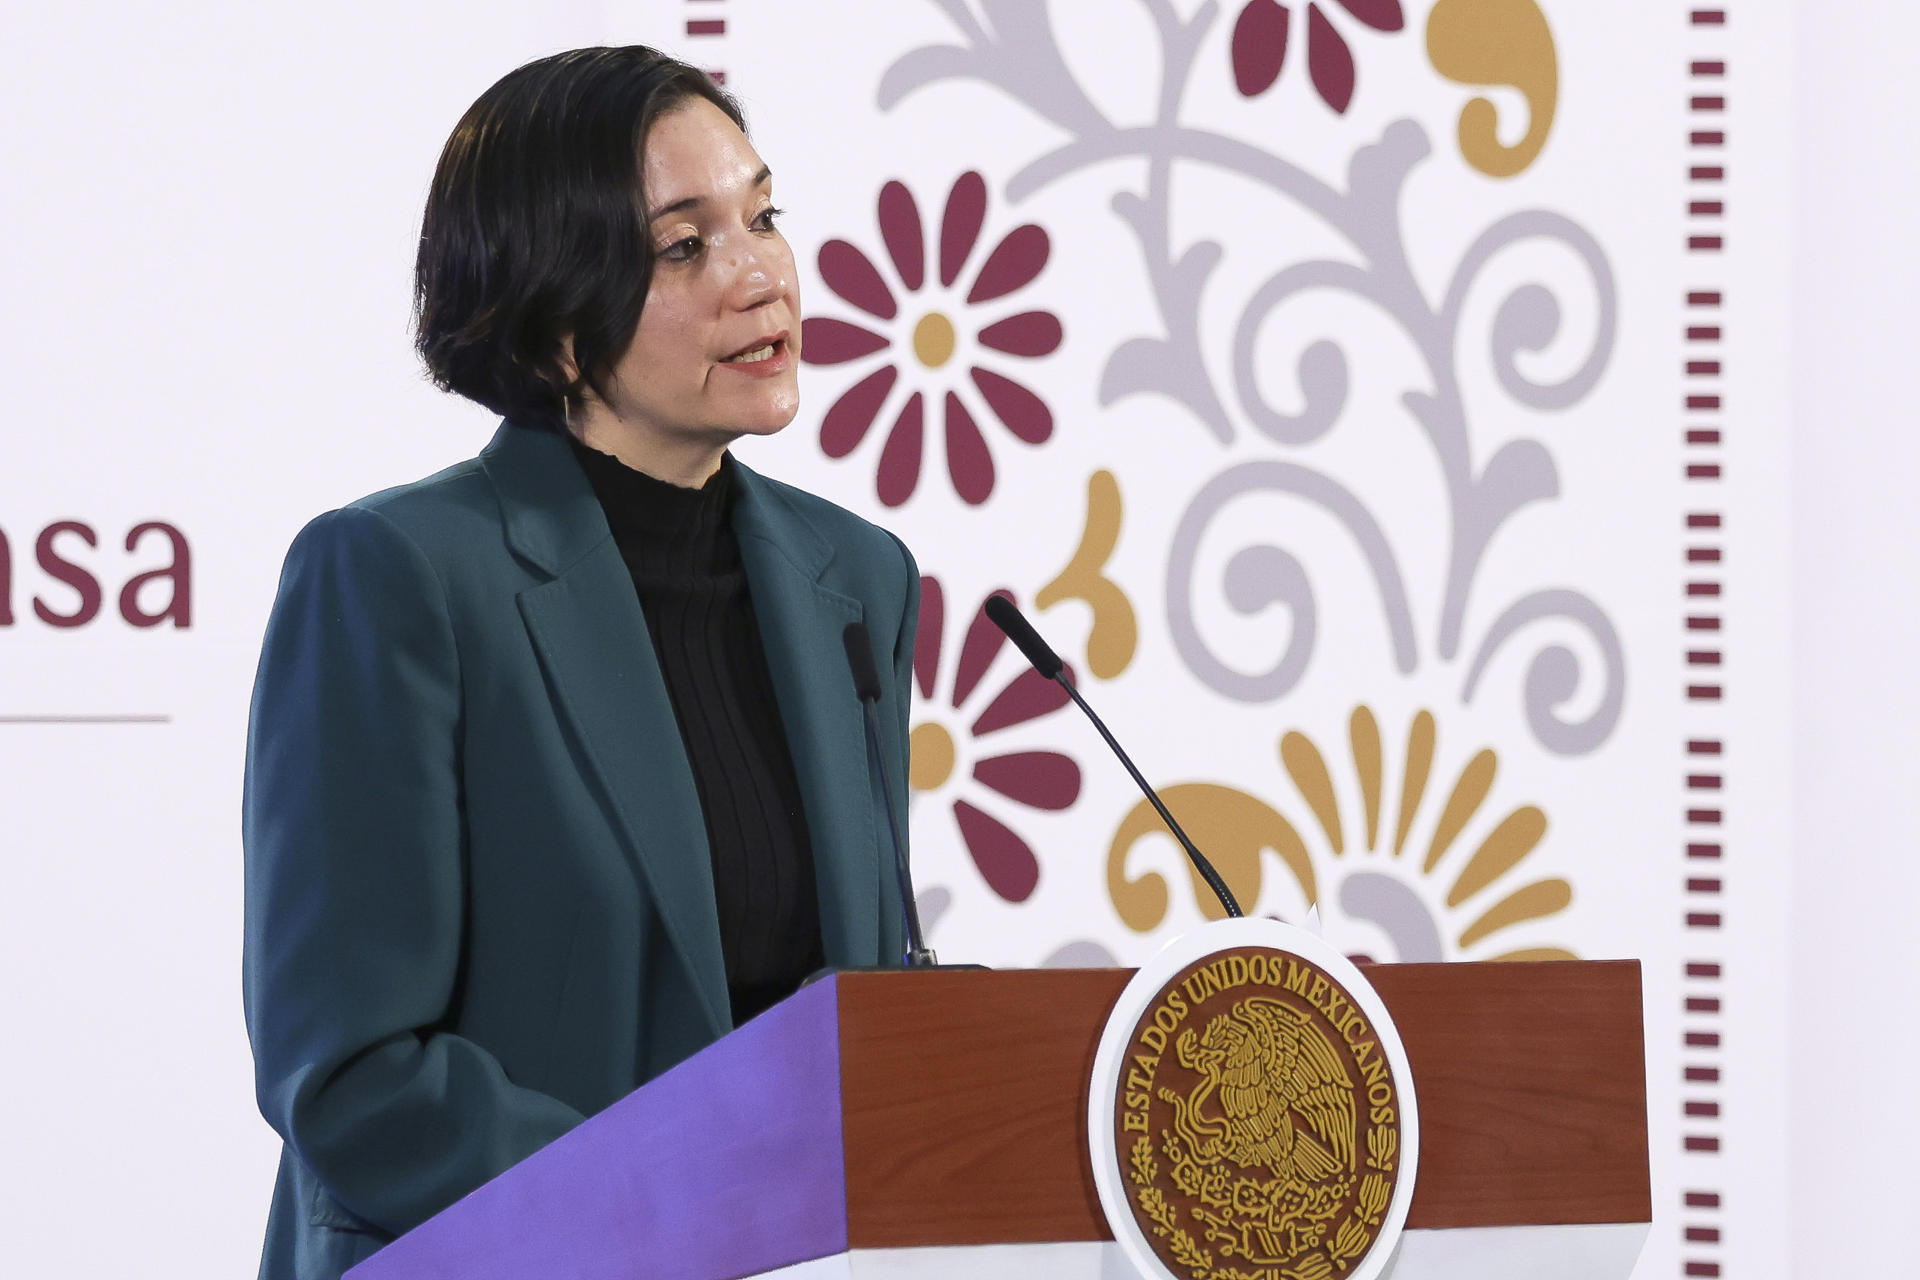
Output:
top-left (483, 424), bottom-right (730, 1039)
top-left (731, 463), bottom-right (884, 969)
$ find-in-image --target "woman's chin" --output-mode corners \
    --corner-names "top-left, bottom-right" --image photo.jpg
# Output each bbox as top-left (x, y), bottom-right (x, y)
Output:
top-left (729, 396), bottom-right (800, 439)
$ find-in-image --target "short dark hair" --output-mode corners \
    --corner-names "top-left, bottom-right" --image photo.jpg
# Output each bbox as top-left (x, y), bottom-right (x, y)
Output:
top-left (414, 46), bottom-right (745, 427)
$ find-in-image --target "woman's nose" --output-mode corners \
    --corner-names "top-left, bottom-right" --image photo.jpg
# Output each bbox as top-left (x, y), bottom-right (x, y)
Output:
top-left (726, 240), bottom-right (784, 308)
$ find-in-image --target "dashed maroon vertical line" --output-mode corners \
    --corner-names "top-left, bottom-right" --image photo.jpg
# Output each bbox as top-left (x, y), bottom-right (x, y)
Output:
top-left (1683, 22), bottom-right (1727, 1280)
top-left (687, 1), bottom-right (726, 85)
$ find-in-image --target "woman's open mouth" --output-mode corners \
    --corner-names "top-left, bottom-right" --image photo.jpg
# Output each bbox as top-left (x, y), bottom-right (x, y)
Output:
top-left (717, 335), bottom-right (791, 376)
top-left (714, 335), bottom-right (787, 379)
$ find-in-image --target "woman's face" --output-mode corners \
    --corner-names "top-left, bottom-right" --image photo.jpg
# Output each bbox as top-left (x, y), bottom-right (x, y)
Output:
top-left (586, 97), bottom-right (801, 477)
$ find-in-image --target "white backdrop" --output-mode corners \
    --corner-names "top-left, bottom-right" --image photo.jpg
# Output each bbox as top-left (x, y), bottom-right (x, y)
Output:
top-left (0, 3), bottom-right (1907, 1278)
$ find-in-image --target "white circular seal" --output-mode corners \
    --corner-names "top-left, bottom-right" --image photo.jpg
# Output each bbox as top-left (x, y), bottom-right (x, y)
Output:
top-left (1089, 918), bottom-right (1420, 1280)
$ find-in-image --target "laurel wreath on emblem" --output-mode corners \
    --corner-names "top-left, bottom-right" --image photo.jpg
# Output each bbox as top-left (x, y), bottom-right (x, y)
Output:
top-left (1124, 995), bottom-right (1399, 1280)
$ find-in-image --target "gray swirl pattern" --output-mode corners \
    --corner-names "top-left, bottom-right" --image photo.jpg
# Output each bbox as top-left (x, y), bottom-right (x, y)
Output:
top-left (883, 0), bottom-right (1624, 755)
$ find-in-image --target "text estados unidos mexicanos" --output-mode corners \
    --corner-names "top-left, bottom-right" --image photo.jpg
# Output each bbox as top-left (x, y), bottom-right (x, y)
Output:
top-left (1121, 952), bottom-right (1397, 1134)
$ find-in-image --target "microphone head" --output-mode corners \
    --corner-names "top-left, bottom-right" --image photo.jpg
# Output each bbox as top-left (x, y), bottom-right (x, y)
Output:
top-left (842, 621), bottom-right (884, 702)
top-left (983, 594), bottom-right (1064, 680)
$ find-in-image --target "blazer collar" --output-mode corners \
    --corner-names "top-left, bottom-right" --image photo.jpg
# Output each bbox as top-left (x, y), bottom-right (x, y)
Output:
top-left (483, 421), bottom-right (882, 1031)
top-left (481, 420), bottom-right (841, 580)
top-left (480, 421), bottom-right (612, 576)
top-left (727, 463), bottom-right (883, 975)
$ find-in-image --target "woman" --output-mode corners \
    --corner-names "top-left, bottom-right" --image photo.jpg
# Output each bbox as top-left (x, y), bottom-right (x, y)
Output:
top-left (241, 47), bottom-right (917, 1280)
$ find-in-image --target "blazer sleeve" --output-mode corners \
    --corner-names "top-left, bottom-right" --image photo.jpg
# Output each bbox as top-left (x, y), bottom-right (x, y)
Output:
top-left (242, 505), bottom-right (584, 1236)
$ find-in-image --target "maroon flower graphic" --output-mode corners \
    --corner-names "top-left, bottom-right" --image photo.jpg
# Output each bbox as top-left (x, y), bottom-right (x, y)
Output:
top-left (908, 578), bottom-right (1082, 902)
top-left (803, 172), bottom-right (1062, 507)
top-left (1231, 0), bottom-right (1404, 114)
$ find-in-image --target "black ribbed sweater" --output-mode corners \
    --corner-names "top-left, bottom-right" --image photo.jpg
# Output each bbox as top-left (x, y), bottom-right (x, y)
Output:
top-left (568, 438), bottom-right (824, 1026)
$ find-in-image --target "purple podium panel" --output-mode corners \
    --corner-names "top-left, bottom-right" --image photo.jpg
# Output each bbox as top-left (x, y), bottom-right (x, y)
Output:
top-left (348, 976), bottom-right (850, 1280)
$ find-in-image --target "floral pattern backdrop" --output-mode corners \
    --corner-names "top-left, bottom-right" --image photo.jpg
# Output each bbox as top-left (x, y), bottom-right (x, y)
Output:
top-left (704, 1), bottom-right (1778, 1276)
top-left (752, 0), bottom-right (1621, 969)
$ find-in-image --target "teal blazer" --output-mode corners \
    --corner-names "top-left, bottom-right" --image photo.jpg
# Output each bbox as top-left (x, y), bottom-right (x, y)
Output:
top-left (242, 422), bottom-right (917, 1280)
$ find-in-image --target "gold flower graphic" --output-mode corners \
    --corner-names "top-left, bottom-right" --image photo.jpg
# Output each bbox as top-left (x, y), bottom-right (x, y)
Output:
top-left (1107, 707), bottom-right (1575, 961)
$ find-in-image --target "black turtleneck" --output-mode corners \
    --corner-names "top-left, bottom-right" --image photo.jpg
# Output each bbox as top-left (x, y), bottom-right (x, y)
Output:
top-left (567, 438), bottom-right (824, 1026)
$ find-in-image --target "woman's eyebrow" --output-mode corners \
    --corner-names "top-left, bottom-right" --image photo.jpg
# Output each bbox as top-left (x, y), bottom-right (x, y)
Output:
top-left (647, 165), bottom-right (774, 222)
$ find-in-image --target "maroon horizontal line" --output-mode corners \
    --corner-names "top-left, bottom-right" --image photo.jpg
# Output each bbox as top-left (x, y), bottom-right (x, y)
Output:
top-left (1685, 1065), bottom-right (1721, 1082)
top-left (1689, 235), bottom-right (1724, 251)
top-left (686, 18), bottom-right (725, 35)
top-left (1687, 961), bottom-right (1722, 978)
top-left (1686, 1227), bottom-right (1722, 1245)
top-left (1685, 1030), bottom-right (1721, 1047)
top-left (1692, 130), bottom-right (1726, 146)
top-left (1687, 582), bottom-right (1721, 598)
top-left (1686, 1101), bottom-right (1721, 1118)
top-left (1688, 616), bottom-right (1722, 630)
top-left (1688, 912), bottom-right (1723, 928)
top-left (1688, 684), bottom-right (1724, 700)
top-left (1688, 877), bottom-right (1722, 893)
top-left (1685, 1135), bottom-right (1722, 1151)
top-left (1688, 843), bottom-right (1722, 859)
top-left (1687, 394), bottom-right (1722, 409)
top-left (1687, 290), bottom-right (1723, 306)
top-left (1688, 429), bottom-right (1722, 444)
top-left (1688, 774), bottom-right (1723, 789)
top-left (1688, 808), bottom-right (1722, 824)
top-left (1689, 651), bottom-right (1723, 666)
top-left (1688, 326), bottom-right (1722, 340)
top-left (1688, 360), bottom-right (1722, 375)
top-left (1688, 547), bottom-right (1722, 562)
top-left (1692, 10), bottom-right (1727, 25)
top-left (1691, 96), bottom-right (1726, 112)
top-left (1691, 165), bottom-right (1726, 181)
top-left (1690, 200), bottom-right (1726, 216)
top-left (1686, 1261), bottom-right (1723, 1278)
top-left (1686, 995), bottom-right (1721, 1012)
top-left (1687, 512), bottom-right (1723, 527)
top-left (1686, 1190), bottom-right (1722, 1208)
top-left (1688, 463), bottom-right (1722, 478)
top-left (1687, 739), bottom-right (1723, 754)
top-left (1692, 60), bottom-right (1727, 76)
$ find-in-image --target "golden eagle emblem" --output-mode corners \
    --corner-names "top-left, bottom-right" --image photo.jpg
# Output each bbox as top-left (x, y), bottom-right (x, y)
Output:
top-left (1114, 947), bottom-right (1403, 1280)
top-left (1171, 997), bottom-right (1357, 1188)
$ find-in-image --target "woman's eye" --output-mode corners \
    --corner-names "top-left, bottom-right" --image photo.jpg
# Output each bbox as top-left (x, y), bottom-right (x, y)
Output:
top-left (659, 236), bottom-right (702, 262)
top-left (753, 205), bottom-right (785, 232)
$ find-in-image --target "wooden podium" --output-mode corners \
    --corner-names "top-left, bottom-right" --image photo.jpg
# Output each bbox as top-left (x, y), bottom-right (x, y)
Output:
top-left (347, 962), bottom-right (1649, 1279)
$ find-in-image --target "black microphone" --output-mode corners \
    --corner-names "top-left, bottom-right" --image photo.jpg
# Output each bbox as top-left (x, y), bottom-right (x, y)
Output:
top-left (842, 622), bottom-right (938, 966)
top-left (983, 594), bottom-right (1064, 679)
top-left (983, 595), bottom-right (1243, 919)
